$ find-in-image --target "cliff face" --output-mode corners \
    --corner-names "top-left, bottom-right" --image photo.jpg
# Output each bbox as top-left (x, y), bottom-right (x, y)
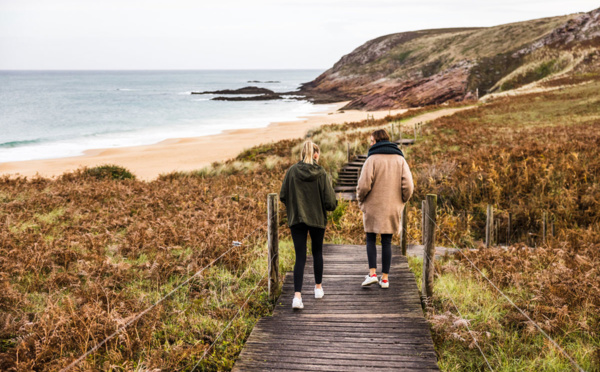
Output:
top-left (300, 8), bottom-right (600, 110)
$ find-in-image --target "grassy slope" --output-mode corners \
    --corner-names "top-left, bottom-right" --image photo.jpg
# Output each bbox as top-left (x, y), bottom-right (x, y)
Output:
top-left (362, 15), bottom-right (573, 78)
top-left (1, 76), bottom-right (599, 370)
top-left (404, 79), bottom-right (600, 371)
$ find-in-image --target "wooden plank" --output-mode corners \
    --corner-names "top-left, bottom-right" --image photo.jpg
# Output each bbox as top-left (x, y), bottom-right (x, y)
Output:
top-left (231, 244), bottom-right (439, 371)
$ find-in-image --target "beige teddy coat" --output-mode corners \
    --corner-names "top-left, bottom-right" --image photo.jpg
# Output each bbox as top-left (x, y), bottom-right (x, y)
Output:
top-left (357, 154), bottom-right (414, 234)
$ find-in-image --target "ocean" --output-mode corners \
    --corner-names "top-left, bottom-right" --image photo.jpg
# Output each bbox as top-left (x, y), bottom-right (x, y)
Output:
top-left (0, 70), bottom-right (328, 163)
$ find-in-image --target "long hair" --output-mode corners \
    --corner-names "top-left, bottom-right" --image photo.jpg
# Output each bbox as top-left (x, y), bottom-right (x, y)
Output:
top-left (300, 140), bottom-right (320, 165)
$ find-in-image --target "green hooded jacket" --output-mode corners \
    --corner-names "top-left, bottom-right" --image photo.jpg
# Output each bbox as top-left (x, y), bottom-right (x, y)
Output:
top-left (279, 161), bottom-right (337, 229)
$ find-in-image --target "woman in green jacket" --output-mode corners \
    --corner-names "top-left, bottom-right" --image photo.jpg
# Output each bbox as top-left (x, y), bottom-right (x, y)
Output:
top-left (280, 140), bottom-right (337, 309)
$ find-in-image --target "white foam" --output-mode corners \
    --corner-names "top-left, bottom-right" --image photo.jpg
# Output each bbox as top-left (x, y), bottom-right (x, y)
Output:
top-left (0, 100), bottom-right (328, 163)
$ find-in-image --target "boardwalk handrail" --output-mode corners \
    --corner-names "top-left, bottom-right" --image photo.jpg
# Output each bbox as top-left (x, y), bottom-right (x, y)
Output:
top-left (422, 212), bottom-right (585, 372)
top-left (59, 225), bottom-right (264, 372)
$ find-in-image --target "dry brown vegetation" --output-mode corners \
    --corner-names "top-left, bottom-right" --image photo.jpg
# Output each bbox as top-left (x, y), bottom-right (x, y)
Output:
top-left (0, 167), bottom-right (291, 371)
top-left (1, 73), bottom-right (599, 371)
top-left (406, 79), bottom-right (600, 370)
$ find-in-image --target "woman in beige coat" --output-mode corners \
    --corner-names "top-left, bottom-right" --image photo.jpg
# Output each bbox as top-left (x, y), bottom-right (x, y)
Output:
top-left (357, 129), bottom-right (414, 288)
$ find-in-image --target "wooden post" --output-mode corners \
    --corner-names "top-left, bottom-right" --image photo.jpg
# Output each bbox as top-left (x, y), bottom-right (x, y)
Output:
top-left (421, 200), bottom-right (427, 245)
top-left (422, 195), bottom-right (437, 299)
top-left (543, 212), bottom-right (547, 244)
top-left (267, 193), bottom-right (279, 302)
top-left (485, 204), bottom-right (493, 248)
top-left (391, 123), bottom-right (395, 141)
top-left (401, 204), bottom-right (408, 256)
top-left (495, 220), bottom-right (498, 246)
top-left (414, 124), bottom-right (417, 141)
top-left (507, 212), bottom-right (512, 245)
top-left (347, 143), bottom-right (350, 162)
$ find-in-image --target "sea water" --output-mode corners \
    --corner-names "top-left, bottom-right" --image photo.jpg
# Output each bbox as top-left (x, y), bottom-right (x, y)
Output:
top-left (0, 70), bottom-right (328, 162)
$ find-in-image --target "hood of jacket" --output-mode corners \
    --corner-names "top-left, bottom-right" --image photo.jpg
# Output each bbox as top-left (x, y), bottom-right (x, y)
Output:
top-left (293, 161), bottom-right (323, 181)
top-left (367, 140), bottom-right (404, 158)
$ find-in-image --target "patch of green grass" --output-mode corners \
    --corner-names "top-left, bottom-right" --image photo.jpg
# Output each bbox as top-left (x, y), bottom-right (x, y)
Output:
top-left (416, 258), bottom-right (599, 371)
top-left (9, 219), bottom-right (39, 234)
top-left (392, 50), bottom-right (413, 63)
top-left (36, 207), bottom-right (65, 225)
top-left (500, 59), bottom-right (558, 91)
top-left (236, 144), bottom-right (275, 161)
top-left (84, 164), bottom-right (136, 180)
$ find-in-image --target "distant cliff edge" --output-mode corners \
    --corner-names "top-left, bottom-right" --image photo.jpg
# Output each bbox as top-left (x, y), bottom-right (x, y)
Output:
top-left (299, 8), bottom-right (600, 110)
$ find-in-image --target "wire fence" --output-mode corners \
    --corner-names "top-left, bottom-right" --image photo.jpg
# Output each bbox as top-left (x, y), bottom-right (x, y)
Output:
top-left (417, 211), bottom-right (584, 372)
top-left (59, 225), bottom-right (266, 372)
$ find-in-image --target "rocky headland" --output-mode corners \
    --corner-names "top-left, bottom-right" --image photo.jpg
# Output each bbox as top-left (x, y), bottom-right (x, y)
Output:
top-left (298, 7), bottom-right (600, 110)
top-left (191, 8), bottom-right (599, 109)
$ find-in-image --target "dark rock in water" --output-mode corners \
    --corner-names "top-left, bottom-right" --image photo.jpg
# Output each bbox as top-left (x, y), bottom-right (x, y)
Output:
top-left (192, 86), bottom-right (275, 95)
top-left (247, 80), bottom-right (281, 83)
top-left (212, 94), bottom-right (283, 101)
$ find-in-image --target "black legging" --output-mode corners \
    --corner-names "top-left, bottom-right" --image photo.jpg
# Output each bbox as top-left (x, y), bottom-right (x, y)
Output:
top-left (290, 223), bottom-right (325, 293)
top-left (366, 232), bottom-right (393, 274)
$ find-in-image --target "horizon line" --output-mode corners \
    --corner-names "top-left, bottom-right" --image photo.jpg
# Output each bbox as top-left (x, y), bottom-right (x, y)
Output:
top-left (0, 68), bottom-right (328, 72)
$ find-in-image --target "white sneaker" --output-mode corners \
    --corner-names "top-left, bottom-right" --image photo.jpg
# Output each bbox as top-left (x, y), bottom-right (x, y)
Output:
top-left (362, 274), bottom-right (378, 286)
top-left (292, 297), bottom-right (304, 309)
top-left (314, 286), bottom-right (324, 299)
top-left (379, 278), bottom-right (389, 289)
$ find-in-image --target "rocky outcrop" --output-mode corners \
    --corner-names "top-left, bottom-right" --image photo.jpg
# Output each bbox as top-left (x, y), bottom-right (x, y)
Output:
top-left (514, 8), bottom-right (600, 57)
top-left (298, 8), bottom-right (599, 110)
top-left (212, 94), bottom-right (283, 101)
top-left (342, 61), bottom-right (473, 110)
top-left (192, 86), bottom-right (275, 95)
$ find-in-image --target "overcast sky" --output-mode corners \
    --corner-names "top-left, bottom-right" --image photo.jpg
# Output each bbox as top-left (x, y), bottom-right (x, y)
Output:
top-left (0, 0), bottom-right (597, 70)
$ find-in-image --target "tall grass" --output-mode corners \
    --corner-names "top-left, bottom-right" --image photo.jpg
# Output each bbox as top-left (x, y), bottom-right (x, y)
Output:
top-left (2, 73), bottom-right (599, 371)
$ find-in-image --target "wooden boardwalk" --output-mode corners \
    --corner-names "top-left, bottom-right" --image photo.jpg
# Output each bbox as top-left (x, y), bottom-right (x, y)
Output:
top-left (232, 244), bottom-right (439, 371)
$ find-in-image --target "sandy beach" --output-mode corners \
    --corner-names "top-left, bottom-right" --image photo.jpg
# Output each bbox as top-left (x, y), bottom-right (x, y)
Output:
top-left (0, 102), bottom-right (410, 181)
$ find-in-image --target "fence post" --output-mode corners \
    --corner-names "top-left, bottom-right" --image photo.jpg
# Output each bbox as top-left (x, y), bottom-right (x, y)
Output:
top-left (421, 200), bottom-right (427, 245)
top-left (507, 212), bottom-right (512, 245)
top-left (347, 143), bottom-right (350, 163)
top-left (495, 220), bottom-right (499, 246)
top-left (391, 123), bottom-right (395, 141)
top-left (486, 204), bottom-right (493, 248)
top-left (422, 194), bottom-right (437, 299)
top-left (401, 204), bottom-right (408, 256)
top-left (414, 124), bottom-right (417, 141)
top-left (543, 212), bottom-right (547, 244)
top-left (267, 193), bottom-right (279, 302)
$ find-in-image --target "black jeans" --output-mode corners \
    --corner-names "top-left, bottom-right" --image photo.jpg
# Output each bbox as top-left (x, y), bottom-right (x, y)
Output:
top-left (366, 232), bottom-right (393, 274)
top-left (290, 223), bottom-right (325, 293)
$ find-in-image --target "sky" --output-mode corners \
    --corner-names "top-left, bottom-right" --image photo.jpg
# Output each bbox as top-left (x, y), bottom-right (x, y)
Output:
top-left (0, 0), bottom-right (597, 70)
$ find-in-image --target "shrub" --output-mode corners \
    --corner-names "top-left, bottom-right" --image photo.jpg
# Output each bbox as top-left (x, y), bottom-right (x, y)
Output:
top-left (83, 164), bottom-right (136, 180)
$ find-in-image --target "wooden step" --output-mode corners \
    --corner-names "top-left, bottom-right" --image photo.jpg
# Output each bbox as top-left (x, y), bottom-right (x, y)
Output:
top-left (334, 186), bottom-right (358, 191)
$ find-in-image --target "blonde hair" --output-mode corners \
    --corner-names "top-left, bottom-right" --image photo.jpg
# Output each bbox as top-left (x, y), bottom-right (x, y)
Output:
top-left (300, 140), bottom-right (320, 165)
